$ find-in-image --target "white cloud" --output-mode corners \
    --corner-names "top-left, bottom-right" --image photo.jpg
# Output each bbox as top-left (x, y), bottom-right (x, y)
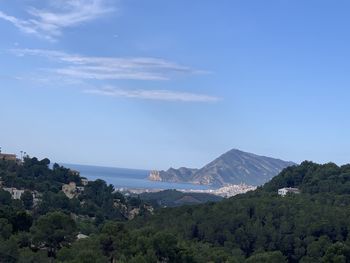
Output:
top-left (0, 0), bottom-right (114, 40)
top-left (10, 48), bottom-right (202, 80)
top-left (9, 48), bottom-right (218, 103)
top-left (0, 11), bottom-right (38, 35)
top-left (85, 87), bottom-right (220, 102)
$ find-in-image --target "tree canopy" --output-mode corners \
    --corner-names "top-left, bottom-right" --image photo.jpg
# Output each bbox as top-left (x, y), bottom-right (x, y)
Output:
top-left (1, 158), bottom-right (350, 262)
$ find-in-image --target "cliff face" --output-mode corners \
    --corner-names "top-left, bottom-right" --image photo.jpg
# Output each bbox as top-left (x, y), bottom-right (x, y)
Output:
top-left (148, 149), bottom-right (295, 187)
top-left (149, 167), bottom-right (198, 183)
top-left (149, 170), bottom-right (162, 181)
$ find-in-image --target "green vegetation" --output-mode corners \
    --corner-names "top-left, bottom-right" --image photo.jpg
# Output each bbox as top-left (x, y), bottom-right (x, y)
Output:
top-left (263, 161), bottom-right (350, 195)
top-left (0, 157), bottom-right (151, 262)
top-left (1, 158), bottom-right (350, 262)
top-left (138, 189), bottom-right (222, 207)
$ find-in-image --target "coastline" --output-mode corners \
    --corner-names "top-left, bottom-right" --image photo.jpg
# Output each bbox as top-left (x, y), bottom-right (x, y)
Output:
top-left (117, 183), bottom-right (257, 198)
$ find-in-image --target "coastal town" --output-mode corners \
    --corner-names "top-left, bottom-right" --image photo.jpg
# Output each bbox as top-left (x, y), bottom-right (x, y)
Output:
top-left (117, 183), bottom-right (257, 198)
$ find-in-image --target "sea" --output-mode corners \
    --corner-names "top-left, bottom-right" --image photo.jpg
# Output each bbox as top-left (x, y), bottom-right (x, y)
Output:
top-left (62, 163), bottom-right (209, 190)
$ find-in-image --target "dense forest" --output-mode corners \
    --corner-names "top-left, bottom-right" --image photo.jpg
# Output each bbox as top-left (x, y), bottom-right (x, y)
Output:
top-left (0, 157), bottom-right (150, 262)
top-left (137, 189), bottom-right (222, 207)
top-left (1, 158), bottom-right (350, 262)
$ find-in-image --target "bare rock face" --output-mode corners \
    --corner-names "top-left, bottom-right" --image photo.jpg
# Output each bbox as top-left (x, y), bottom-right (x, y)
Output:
top-left (149, 149), bottom-right (295, 187)
top-left (148, 167), bottom-right (198, 183)
top-left (149, 170), bottom-right (162, 181)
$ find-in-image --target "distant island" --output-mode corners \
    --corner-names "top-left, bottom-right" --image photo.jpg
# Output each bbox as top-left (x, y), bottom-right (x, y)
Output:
top-left (149, 148), bottom-right (295, 187)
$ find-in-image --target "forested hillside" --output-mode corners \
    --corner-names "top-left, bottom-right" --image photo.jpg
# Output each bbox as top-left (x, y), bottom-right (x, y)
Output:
top-left (263, 161), bottom-right (350, 194)
top-left (138, 189), bottom-right (223, 207)
top-left (0, 157), bottom-right (150, 262)
top-left (1, 158), bottom-right (350, 262)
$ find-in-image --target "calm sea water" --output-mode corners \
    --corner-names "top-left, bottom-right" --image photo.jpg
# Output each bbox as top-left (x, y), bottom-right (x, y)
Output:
top-left (62, 163), bottom-right (209, 190)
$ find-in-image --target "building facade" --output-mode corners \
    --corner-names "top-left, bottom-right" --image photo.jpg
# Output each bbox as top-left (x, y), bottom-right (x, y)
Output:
top-left (0, 153), bottom-right (17, 162)
top-left (3, 187), bottom-right (25, 199)
top-left (62, 182), bottom-right (77, 199)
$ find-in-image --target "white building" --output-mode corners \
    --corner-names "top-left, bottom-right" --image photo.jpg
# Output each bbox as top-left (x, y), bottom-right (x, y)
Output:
top-left (3, 187), bottom-right (25, 199)
top-left (81, 178), bottom-right (89, 186)
top-left (278, 187), bottom-right (300, 197)
top-left (76, 233), bottom-right (88, 240)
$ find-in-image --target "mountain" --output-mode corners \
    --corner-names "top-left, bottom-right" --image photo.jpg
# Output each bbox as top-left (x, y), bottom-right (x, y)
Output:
top-left (149, 149), bottom-right (295, 186)
top-left (192, 149), bottom-right (295, 186)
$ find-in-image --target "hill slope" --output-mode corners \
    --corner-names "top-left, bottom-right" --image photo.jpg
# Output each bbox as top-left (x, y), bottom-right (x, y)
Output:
top-left (263, 161), bottom-right (350, 194)
top-left (2, 156), bottom-right (350, 262)
top-left (123, 161), bottom-right (350, 262)
top-left (138, 189), bottom-right (223, 207)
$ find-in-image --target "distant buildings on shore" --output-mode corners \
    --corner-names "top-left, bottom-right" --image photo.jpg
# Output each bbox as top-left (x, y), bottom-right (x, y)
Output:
top-left (119, 183), bottom-right (257, 198)
top-left (180, 183), bottom-right (257, 198)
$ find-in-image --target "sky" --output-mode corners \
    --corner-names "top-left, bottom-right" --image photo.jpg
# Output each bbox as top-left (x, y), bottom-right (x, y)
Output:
top-left (1, 0), bottom-right (350, 170)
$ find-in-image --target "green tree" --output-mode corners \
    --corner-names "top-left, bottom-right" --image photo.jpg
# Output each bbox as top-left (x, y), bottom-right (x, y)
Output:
top-left (245, 251), bottom-right (287, 263)
top-left (306, 236), bottom-right (331, 259)
top-left (57, 238), bottom-right (107, 263)
top-left (322, 242), bottom-right (350, 263)
top-left (0, 189), bottom-right (12, 205)
top-left (21, 191), bottom-right (34, 210)
top-left (0, 237), bottom-right (19, 263)
top-left (30, 212), bottom-right (77, 257)
top-left (152, 232), bottom-right (179, 262)
top-left (18, 248), bottom-right (49, 263)
top-left (0, 218), bottom-right (12, 239)
top-left (11, 211), bottom-right (33, 232)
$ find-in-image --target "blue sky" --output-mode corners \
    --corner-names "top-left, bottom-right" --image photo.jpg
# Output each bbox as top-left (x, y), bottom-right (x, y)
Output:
top-left (1, 0), bottom-right (350, 169)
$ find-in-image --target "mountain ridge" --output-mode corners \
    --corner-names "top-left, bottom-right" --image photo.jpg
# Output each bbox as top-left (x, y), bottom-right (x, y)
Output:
top-left (149, 149), bottom-right (296, 186)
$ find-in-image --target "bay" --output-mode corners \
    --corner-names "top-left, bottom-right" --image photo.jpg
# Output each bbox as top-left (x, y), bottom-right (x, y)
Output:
top-left (62, 163), bottom-right (209, 190)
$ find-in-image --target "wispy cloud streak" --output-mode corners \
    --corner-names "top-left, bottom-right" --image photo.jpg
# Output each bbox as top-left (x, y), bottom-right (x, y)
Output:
top-left (0, 0), bottom-right (113, 40)
top-left (9, 49), bottom-right (218, 103)
top-left (11, 48), bottom-right (202, 80)
top-left (85, 87), bottom-right (220, 102)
